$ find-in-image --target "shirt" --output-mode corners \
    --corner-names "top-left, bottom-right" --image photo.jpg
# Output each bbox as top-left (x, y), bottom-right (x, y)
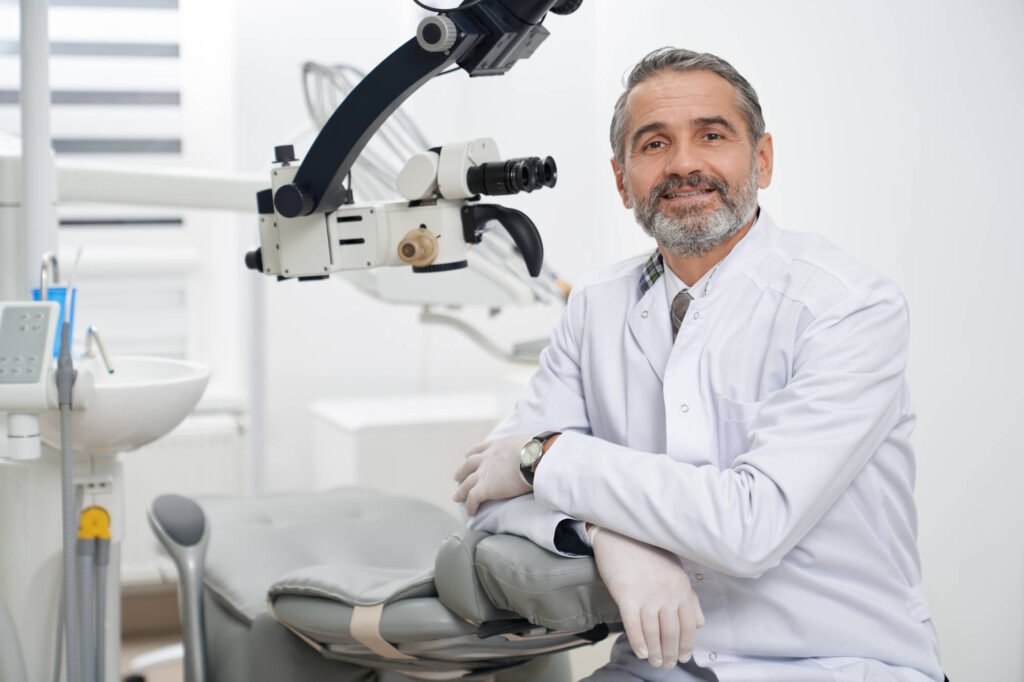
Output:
top-left (658, 250), bottom-right (717, 302)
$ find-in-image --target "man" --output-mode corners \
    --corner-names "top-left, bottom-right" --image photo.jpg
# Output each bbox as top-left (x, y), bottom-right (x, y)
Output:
top-left (453, 48), bottom-right (944, 682)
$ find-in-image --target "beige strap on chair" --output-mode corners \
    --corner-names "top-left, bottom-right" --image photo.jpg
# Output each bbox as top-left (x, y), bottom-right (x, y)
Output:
top-left (350, 604), bottom-right (417, 661)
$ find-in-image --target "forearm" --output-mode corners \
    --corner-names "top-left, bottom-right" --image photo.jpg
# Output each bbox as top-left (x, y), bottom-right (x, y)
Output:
top-left (535, 434), bottom-right (775, 576)
top-left (534, 287), bottom-right (910, 577)
top-left (534, 398), bottom-right (899, 578)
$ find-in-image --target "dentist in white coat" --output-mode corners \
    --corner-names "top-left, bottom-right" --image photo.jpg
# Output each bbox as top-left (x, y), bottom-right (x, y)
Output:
top-left (454, 48), bottom-right (946, 682)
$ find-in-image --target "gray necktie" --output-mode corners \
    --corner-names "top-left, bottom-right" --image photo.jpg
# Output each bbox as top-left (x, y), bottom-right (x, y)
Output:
top-left (671, 290), bottom-right (693, 340)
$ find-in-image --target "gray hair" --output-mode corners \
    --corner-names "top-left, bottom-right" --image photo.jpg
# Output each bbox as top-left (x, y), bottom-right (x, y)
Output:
top-left (610, 47), bottom-right (765, 166)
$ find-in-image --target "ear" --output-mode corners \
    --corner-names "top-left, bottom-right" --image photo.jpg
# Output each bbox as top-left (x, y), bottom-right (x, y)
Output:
top-left (611, 158), bottom-right (632, 208)
top-left (755, 133), bottom-right (774, 189)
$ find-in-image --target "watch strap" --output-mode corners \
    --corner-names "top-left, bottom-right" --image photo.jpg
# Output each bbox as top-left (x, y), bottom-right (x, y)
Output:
top-left (532, 430), bottom-right (560, 449)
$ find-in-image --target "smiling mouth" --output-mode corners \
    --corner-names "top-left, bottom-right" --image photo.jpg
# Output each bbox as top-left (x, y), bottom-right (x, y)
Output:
top-left (662, 189), bottom-right (716, 200)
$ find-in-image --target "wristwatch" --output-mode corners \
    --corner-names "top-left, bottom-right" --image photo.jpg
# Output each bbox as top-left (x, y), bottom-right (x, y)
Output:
top-left (519, 431), bottom-right (560, 486)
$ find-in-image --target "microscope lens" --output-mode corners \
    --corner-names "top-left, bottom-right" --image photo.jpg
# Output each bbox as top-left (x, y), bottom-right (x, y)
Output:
top-left (466, 156), bottom-right (557, 196)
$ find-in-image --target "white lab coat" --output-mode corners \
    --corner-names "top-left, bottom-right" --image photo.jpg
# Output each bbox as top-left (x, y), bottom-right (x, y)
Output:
top-left (471, 213), bottom-right (943, 682)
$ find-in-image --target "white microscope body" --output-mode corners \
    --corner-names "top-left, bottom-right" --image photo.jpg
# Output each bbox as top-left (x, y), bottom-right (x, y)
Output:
top-left (250, 138), bottom-right (554, 282)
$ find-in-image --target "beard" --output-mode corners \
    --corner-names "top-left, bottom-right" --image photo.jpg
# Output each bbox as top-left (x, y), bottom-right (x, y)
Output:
top-left (629, 161), bottom-right (760, 257)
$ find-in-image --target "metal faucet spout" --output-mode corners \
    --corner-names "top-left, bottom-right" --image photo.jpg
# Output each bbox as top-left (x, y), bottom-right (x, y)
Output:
top-left (84, 326), bottom-right (114, 374)
top-left (39, 251), bottom-right (59, 302)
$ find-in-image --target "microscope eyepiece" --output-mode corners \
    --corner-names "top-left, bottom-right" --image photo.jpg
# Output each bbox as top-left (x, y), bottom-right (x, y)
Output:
top-left (466, 156), bottom-right (557, 196)
top-left (536, 156), bottom-right (557, 188)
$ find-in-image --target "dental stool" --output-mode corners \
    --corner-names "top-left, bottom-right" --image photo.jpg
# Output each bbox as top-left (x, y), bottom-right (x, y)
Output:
top-left (149, 487), bottom-right (622, 682)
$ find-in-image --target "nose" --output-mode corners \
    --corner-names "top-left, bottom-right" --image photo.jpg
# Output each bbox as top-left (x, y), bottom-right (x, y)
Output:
top-left (662, 139), bottom-right (703, 178)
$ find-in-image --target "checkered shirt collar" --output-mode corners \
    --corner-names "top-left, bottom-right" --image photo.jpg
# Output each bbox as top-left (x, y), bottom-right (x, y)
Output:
top-left (638, 250), bottom-right (664, 296)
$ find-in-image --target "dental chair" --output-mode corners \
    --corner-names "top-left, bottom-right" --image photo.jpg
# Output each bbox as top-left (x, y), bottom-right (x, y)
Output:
top-left (148, 487), bottom-right (622, 682)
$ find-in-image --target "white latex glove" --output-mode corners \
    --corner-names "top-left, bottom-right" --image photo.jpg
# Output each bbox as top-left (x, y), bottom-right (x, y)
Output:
top-left (453, 434), bottom-right (533, 515)
top-left (593, 528), bottom-right (705, 669)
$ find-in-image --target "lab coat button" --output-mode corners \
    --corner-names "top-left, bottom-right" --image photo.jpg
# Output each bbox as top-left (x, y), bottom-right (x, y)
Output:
top-left (641, 310), bottom-right (649, 319)
top-left (693, 312), bottom-right (701, 320)
top-left (709, 652), bottom-right (718, 662)
top-left (680, 404), bottom-right (689, 413)
top-left (695, 573), bottom-right (704, 581)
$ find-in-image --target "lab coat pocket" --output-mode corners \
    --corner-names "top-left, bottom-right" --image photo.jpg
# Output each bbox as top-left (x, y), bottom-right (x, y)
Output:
top-left (713, 394), bottom-right (764, 466)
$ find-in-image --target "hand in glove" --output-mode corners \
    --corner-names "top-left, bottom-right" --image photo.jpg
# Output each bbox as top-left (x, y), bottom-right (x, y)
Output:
top-left (592, 527), bottom-right (705, 669)
top-left (453, 435), bottom-right (533, 515)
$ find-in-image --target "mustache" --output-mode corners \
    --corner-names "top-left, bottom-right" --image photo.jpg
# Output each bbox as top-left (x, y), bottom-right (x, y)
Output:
top-left (647, 174), bottom-right (729, 203)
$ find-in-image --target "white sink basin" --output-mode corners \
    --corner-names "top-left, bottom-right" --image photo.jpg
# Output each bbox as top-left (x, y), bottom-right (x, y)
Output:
top-left (40, 355), bottom-right (210, 456)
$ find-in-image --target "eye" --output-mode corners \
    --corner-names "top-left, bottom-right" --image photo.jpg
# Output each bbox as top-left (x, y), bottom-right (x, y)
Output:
top-left (704, 132), bottom-right (724, 141)
top-left (643, 139), bottom-right (666, 151)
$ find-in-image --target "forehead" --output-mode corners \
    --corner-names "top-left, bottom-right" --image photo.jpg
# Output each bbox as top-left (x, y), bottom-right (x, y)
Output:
top-left (625, 69), bottom-right (741, 132)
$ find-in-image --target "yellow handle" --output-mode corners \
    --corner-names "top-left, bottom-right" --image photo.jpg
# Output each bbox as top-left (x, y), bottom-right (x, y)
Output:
top-left (78, 506), bottom-right (111, 540)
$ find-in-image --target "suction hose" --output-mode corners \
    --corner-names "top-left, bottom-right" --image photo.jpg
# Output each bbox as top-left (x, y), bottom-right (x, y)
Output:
top-left (56, 320), bottom-right (81, 682)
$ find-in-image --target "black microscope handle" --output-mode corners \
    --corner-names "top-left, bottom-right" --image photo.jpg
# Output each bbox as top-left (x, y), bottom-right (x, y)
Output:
top-left (461, 203), bottom-right (544, 277)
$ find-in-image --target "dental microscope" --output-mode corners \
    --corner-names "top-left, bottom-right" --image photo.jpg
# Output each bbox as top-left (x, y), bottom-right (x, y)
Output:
top-left (244, 0), bottom-right (585, 284)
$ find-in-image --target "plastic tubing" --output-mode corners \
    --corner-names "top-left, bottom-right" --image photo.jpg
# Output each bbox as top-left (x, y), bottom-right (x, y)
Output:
top-left (76, 540), bottom-right (95, 682)
top-left (52, 486), bottom-right (83, 682)
top-left (94, 539), bottom-right (110, 682)
top-left (57, 320), bottom-right (81, 682)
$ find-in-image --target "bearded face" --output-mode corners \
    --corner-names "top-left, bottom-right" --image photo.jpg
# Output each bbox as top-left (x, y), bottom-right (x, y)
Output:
top-left (627, 160), bottom-right (759, 257)
top-left (611, 70), bottom-right (772, 258)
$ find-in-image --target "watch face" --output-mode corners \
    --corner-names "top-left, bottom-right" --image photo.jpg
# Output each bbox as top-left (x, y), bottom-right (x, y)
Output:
top-left (520, 439), bottom-right (543, 468)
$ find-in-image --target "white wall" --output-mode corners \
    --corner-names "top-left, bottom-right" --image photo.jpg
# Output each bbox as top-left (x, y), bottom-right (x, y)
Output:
top-left (226, 2), bottom-right (1023, 680)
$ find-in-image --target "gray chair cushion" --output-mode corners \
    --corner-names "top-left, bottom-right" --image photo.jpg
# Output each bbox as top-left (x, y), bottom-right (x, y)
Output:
top-left (197, 489), bottom-right (614, 678)
top-left (269, 563), bottom-right (436, 607)
top-left (433, 530), bottom-right (521, 625)
top-left (270, 595), bottom-right (477, 645)
top-left (266, 525), bottom-right (592, 675)
top-left (199, 488), bottom-right (462, 623)
top-left (469, 533), bottom-right (621, 632)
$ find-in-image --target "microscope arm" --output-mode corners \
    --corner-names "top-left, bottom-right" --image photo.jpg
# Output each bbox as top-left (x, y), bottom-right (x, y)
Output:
top-left (274, 0), bottom-right (581, 219)
top-left (275, 38), bottom-right (474, 218)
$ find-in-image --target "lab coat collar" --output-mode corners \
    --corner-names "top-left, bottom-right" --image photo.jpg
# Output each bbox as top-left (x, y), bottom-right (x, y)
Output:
top-left (693, 209), bottom-right (775, 301)
top-left (625, 210), bottom-right (777, 383)
top-left (627, 273), bottom-right (674, 383)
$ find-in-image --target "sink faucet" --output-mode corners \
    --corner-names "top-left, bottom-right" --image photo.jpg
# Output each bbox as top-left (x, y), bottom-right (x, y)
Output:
top-left (84, 326), bottom-right (115, 374)
top-left (39, 252), bottom-right (59, 302)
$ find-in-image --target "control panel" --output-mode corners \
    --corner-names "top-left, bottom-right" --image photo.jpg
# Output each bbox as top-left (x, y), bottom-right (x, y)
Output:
top-left (0, 302), bottom-right (59, 410)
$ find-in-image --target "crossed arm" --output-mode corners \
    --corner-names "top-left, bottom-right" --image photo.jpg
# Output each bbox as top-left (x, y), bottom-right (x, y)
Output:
top-left (452, 282), bottom-right (910, 665)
